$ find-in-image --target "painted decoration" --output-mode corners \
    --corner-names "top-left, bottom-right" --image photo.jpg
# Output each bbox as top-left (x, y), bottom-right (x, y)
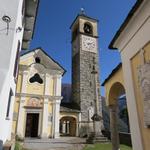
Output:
top-left (27, 98), bottom-right (43, 108)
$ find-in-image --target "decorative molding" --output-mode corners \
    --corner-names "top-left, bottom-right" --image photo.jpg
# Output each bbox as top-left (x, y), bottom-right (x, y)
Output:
top-left (15, 92), bottom-right (62, 100)
top-left (26, 97), bottom-right (43, 108)
top-left (19, 64), bottom-right (63, 76)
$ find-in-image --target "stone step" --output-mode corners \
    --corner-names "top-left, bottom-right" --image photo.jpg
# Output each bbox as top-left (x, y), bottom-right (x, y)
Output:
top-left (94, 139), bottom-right (110, 143)
top-left (86, 134), bottom-right (109, 144)
top-left (95, 137), bottom-right (108, 140)
top-left (86, 138), bottom-right (110, 144)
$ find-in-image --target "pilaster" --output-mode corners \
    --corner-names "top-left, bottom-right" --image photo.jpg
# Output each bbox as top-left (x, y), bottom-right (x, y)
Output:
top-left (54, 75), bottom-right (62, 96)
top-left (41, 99), bottom-right (49, 138)
top-left (52, 75), bottom-right (62, 138)
top-left (17, 71), bottom-right (28, 138)
top-left (16, 98), bottom-right (25, 138)
top-left (41, 74), bottom-right (50, 138)
top-left (53, 99), bottom-right (61, 138)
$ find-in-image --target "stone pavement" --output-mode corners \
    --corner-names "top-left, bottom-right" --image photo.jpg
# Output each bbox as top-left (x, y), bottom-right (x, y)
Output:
top-left (23, 137), bottom-right (86, 150)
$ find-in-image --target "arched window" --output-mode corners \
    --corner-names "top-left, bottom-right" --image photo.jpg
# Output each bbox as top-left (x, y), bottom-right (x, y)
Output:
top-left (35, 57), bottom-right (41, 63)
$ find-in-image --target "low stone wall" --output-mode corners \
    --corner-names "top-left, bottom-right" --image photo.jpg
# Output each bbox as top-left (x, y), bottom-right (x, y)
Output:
top-left (102, 130), bottom-right (132, 147)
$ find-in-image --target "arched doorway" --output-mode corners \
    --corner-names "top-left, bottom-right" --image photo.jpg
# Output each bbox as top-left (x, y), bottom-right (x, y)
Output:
top-left (108, 82), bottom-right (128, 150)
top-left (102, 64), bottom-right (131, 150)
top-left (60, 116), bottom-right (77, 136)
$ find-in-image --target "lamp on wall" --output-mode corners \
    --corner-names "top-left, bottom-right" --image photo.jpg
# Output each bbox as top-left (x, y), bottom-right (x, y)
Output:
top-left (2, 15), bottom-right (11, 35)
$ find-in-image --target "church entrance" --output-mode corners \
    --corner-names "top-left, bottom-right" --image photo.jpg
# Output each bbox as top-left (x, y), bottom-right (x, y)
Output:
top-left (25, 113), bottom-right (39, 137)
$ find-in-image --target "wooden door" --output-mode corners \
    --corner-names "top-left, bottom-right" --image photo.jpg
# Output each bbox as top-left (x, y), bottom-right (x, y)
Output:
top-left (25, 113), bottom-right (39, 137)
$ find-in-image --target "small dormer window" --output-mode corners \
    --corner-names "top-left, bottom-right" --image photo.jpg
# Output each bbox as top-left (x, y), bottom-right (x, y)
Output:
top-left (29, 73), bottom-right (43, 84)
top-left (35, 57), bottom-right (41, 63)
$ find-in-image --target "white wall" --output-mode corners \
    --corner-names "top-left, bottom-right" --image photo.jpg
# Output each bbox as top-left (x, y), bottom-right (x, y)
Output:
top-left (0, 0), bottom-right (24, 144)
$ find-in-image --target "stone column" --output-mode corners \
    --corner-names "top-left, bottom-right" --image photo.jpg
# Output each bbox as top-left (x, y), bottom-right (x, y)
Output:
top-left (17, 71), bottom-right (28, 138)
top-left (76, 122), bottom-right (79, 136)
top-left (91, 68), bottom-right (102, 136)
top-left (109, 105), bottom-right (120, 150)
top-left (62, 121), bottom-right (66, 134)
top-left (66, 121), bottom-right (70, 134)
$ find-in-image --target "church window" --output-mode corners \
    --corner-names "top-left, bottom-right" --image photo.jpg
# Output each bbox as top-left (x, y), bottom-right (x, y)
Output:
top-left (35, 57), bottom-right (41, 63)
top-left (22, 0), bottom-right (25, 26)
top-left (6, 89), bottom-right (13, 119)
top-left (29, 73), bottom-right (43, 84)
top-left (13, 40), bottom-right (20, 81)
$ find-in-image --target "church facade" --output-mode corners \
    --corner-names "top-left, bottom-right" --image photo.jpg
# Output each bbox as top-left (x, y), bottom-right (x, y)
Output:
top-left (12, 48), bottom-right (65, 139)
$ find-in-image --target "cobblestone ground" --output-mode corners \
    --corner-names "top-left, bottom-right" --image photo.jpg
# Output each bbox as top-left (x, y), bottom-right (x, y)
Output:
top-left (23, 137), bottom-right (86, 150)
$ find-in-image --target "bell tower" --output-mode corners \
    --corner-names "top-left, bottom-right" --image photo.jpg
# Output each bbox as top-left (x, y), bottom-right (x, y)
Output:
top-left (70, 12), bottom-right (103, 136)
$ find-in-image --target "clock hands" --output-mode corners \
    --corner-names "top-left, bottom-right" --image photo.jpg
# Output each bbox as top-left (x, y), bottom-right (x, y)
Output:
top-left (87, 42), bottom-right (92, 45)
top-left (87, 42), bottom-right (95, 46)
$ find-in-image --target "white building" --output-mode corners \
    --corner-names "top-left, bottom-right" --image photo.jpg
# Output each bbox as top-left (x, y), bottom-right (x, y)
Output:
top-left (0, 0), bottom-right (39, 147)
top-left (109, 0), bottom-right (150, 149)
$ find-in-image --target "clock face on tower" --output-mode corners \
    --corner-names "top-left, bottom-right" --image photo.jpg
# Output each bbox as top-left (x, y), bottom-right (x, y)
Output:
top-left (81, 35), bottom-right (97, 53)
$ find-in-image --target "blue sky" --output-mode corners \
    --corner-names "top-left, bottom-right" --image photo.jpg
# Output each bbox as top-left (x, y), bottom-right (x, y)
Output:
top-left (30, 0), bottom-right (136, 96)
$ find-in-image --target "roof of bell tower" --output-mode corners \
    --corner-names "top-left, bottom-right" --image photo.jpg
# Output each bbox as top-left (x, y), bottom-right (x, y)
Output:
top-left (70, 12), bottom-right (99, 29)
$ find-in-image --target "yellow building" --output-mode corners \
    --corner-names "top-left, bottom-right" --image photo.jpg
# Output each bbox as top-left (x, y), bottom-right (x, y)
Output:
top-left (103, 1), bottom-right (150, 150)
top-left (12, 48), bottom-right (65, 139)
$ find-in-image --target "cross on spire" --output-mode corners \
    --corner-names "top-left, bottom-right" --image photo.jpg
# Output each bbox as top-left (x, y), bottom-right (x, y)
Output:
top-left (80, 7), bottom-right (86, 15)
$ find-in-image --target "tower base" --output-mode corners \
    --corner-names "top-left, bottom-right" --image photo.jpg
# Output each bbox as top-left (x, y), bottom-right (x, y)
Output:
top-left (86, 132), bottom-right (109, 144)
